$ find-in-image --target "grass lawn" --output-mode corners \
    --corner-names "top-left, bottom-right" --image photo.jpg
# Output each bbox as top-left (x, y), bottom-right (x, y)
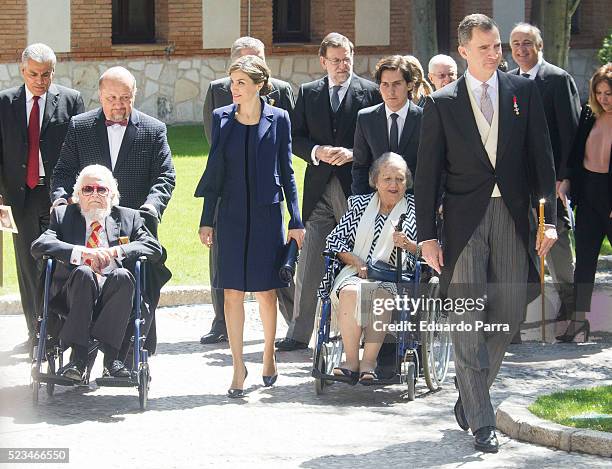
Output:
top-left (529, 385), bottom-right (612, 432)
top-left (0, 124), bottom-right (609, 293)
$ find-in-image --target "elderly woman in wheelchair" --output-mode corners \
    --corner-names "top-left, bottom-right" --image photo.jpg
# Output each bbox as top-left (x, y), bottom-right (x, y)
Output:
top-left (320, 152), bottom-right (418, 384)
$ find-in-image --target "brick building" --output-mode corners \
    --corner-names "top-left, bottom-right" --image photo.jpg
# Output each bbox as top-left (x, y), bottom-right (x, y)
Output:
top-left (0, 0), bottom-right (609, 124)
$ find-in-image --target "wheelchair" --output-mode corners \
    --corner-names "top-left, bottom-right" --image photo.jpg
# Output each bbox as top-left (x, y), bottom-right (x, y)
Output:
top-left (31, 256), bottom-right (152, 410)
top-left (312, 249), bottom-right (452, 400)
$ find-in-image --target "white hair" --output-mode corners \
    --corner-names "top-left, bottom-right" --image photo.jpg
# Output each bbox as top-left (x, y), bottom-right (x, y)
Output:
top-left (230, 36), bottom-right (265, 61)
top-left (369, 152), bottom-right (412, 189)
top-left (73, 164), bottom-right (120, 206)
top-left (428, 54), bottom-right (457, 73)
top-left (21, 43), bottom-right (56, 68)
top-left (510, 22), bottom-right (544, 49)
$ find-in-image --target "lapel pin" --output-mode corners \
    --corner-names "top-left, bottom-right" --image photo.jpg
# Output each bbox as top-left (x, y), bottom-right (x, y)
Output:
top-left (513, 96), bottom-right (520, 116)
top-left (269, 98), bottom-right (275, 107)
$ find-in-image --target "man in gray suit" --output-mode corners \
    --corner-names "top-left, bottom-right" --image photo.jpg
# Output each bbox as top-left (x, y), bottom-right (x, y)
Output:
top-left (0, 43), bottom-right (84, 345)
top-left (352, 55), bottom-right (422, 195)
top-left (200, 36), bottom-right (296, 345)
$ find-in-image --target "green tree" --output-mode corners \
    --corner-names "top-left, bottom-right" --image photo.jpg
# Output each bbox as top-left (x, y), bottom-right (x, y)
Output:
top-left (531, 0), bottom-right (581, 69)
top-left (598, 33), bottom-right (612, 64)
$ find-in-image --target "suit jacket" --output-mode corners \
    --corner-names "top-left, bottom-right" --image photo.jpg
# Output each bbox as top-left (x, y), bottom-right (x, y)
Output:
top-left (352, 101), bottom-right (422, 195)
top-left (510, 60), bottom-right (580, 179)
top-left (202, 76), bottom-right (295, 145)
top-left (292, 74), bottom-right (382, 222)
top-left (51, 108), bottom-right (176, 218)
top-left (565, 105), bottom-right (612, 206)
top-left (0, 84), bottom-right (84, 211)
top-left (31, 204), bottom-right (162, 302)
top-left (195, 99), bottom-right (303, 230)
top-left (415, 71), bottom-right (556, 290)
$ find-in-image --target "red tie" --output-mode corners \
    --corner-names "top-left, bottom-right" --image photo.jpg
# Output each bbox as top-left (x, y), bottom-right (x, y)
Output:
top-left (26, 96), bottom-right (41, 189)
top-left (85, 221), bottom-right (102, 265)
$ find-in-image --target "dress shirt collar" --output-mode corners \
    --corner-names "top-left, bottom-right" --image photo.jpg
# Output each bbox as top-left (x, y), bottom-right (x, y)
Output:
top-left (465, 69), bottom-right (498, 94)
top-left (385, 99), bottom-right (410, 121)
top-left (25, 86), bottom-right (47, 106)
top-left (519, 57), bottom-right (543, 79)
top-left (328, 72), bottom-right (353, 90)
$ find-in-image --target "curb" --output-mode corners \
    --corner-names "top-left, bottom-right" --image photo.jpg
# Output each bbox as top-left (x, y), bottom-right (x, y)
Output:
top-left (496, 394), bottom-right (612, 457)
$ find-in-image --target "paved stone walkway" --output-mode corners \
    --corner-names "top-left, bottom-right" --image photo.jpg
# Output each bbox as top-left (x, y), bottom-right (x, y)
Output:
top-left (0, 303), bottom-right (610, 468)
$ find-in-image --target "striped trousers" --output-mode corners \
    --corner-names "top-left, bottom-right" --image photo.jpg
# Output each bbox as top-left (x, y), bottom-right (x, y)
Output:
top-left (447, 197), bottom-right (528, 431)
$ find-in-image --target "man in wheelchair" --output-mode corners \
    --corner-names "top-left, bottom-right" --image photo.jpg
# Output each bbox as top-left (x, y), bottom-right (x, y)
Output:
top-left (31, 164), bottom-right (162, 382)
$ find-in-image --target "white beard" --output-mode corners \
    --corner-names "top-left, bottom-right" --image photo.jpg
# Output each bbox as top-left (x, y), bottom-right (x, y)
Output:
top-left (80, 206), bottom-right (111, 222)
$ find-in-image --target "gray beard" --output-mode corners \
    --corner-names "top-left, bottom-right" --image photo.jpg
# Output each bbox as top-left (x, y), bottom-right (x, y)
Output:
top-left (79, 206), bottom-right (111, 222)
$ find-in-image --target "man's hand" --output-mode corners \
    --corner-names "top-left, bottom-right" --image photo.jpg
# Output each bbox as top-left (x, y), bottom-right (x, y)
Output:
top-left (557, 179), bottom-right (570, 207)
top-left (420, 239), bottom-right (444, 274)
top-left (327, 147), bottom-right (353, 166)
top-left (536, 225), bottom-right (558, 258)
top-left (315, 145), bottom-right (334, 164)
top-left (82, 248), bottom-right (113, 273)
top-left (199, 226), bottom-right (213, 247)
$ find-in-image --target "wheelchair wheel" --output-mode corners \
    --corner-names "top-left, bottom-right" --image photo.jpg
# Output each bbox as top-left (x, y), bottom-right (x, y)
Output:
top-left (400, 350), bottom-right (417, 401)
top-left (422, 278), bottom-right (451, 390)
top-left (314, 351), bottom-right (327, 395)
top-left (46, 354), bottom-right (56, 397)
top-left (404, 361), bottom-right (415, 401)
top-left (314, 339), bottom-right (343, 395)
top-left (138, 362), bottom-right (150, 410)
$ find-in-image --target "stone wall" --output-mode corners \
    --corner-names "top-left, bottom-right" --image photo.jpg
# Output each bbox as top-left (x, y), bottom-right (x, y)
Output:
top-left (0, 49), bottom-right (601, 125)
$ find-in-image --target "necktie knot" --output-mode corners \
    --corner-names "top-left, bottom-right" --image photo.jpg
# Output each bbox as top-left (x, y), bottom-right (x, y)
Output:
top-left (105, 119), bottom-right (128, 127)
top-left (521, 72), bottom-right (531, 78)
top-left (390, 113), bottom-right (399, 121)
top-left (32, 95), bottom-right (40, 103)
top-left (91, 220), bottom-right (102, 231)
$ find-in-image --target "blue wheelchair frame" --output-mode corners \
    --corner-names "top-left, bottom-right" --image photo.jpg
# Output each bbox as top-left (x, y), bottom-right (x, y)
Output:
top-left (31, 256), bottom-right (151, 410)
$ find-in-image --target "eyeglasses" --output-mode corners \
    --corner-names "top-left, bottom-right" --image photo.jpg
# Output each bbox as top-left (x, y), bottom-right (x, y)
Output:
top-left (81, 185), bottom-right (109, 196)
top-left (102, 95), bottom-right (133, 104)
top-left (324, 57), bottom-right (352, 66)
top-left (431, 72), bottom-right (457, 79)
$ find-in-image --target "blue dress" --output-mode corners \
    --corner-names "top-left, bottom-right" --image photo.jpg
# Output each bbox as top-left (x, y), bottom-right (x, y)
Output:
top-left (195, 101), bottom-right (303, 292)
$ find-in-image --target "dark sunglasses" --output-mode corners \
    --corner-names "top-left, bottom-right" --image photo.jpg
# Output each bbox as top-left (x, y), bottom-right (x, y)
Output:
top-left (81, 184), bottom-right (109, 196)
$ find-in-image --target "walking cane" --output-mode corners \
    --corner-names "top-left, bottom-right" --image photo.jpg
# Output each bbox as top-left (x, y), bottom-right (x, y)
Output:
top-left (538, 198), bottom-right (546, 342)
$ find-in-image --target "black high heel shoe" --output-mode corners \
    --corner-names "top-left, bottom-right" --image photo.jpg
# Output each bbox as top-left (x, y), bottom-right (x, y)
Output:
top-left (263, 352), bottom-right (278, 387)
top-left (556, 320), bottom-right (590, 343)
top-left (227, 366), bottom-right (248, 398)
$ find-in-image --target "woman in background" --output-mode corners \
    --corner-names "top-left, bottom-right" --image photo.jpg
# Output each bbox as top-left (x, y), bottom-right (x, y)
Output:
top-left (404, 55), bottom-right (433, 107)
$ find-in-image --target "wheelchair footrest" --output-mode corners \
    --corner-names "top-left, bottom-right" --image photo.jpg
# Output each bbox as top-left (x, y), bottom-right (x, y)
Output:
top-left (95, 376), bottom-right (138, 387)
top-left (34, 372), bottom-right (78, 387)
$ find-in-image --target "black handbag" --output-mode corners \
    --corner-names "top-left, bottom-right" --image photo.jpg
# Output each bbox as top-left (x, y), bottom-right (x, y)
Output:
top-left (278, 239), bottom-right (299, 283)
top-left (367, 260), bottom-right (413, 283)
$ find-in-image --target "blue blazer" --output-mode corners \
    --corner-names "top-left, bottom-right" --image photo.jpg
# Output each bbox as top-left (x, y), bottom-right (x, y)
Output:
top-left (195, 99), bottom-right (303, 229)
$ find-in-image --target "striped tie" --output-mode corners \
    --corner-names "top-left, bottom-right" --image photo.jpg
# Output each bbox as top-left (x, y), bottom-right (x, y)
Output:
top-left (85, 221), bottom-right (102, 265)
top-left (480, 83), bottom-right (494, 125)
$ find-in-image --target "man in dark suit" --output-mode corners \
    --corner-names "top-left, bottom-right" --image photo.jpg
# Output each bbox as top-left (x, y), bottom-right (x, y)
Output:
top-left (510, 22), bottom-right (581, 322)
top-left (352, 55), bottom-right (422, 195)
top-left (51, 66), bottom-right (175, 354)
top-left (32, 164), bottom-right (162, 381)
top-left (415, 14), bottom-right (557, 453)
top-left (275, 32), bottom-right (382, 351)
top-left (200, 36), bottom-right (296, 345)
top-left (0, 43), bottom-right (84, 345)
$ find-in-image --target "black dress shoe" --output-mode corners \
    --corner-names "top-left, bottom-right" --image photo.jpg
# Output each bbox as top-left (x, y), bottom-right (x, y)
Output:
top-left (474, 426), bottom-right (499, 453)
top-left (200, 331), bottom-right (227, 344)
top-left (275, 338), bottom-right (308, 351)
top-left (227, 366), bottom-right (248, 398)
top-left (59, 361), bottom-right (86, 382)
top-left (453, 377), bottom-right (469, 431)
top-left (103, 360), bottom-right (131, 378)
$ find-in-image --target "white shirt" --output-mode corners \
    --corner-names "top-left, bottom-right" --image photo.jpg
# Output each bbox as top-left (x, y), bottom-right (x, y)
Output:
top-left (519, 57), bottom-right (543, 80)
top-left (25, 87), bottom-right (47, 177)
top-left (385, 100), bottom-right (410, 147)
top-left (465, 69), bottom-right (499, 115)
top-left (311, 73), bottom-right (354, 165)
top-left (106, 123), bottom-right (127, 170)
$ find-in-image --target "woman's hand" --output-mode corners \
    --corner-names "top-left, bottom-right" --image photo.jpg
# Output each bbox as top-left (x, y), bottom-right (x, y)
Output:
top-left (392, 231), bottom-right (417, 253)
top-left (557, 179), bottom-right (570, 207)
top-left (287, 228), bottom-right (306, 249)
top-left (199, 226), bottom-right (214, 247)
top-left (353, 256), bottom-right (368, 279)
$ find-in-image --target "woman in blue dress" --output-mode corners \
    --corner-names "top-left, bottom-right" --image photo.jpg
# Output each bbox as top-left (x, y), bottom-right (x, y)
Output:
top-left (195, 56), bottom-right (305, 397)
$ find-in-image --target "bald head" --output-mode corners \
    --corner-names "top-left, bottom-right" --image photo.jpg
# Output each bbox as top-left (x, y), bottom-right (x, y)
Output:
top-left (99, 66), bottom-right (137, 93)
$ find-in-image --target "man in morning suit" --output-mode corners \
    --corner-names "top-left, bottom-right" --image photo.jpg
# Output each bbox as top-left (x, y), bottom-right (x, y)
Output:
top-left (510, 23), bottom-right (581, 323)
top-left (51, 66), bottom-right (175, 355)
top-left (415, 14), bottom-right (557, 453)
top-left (352, 54), bottom-right (422, 195)
top-left (32, 164), bottom-right (162, 381)
top-left (200, 36), bottom-right (296, 345)
top-left (275, 32), bottom-right (382, 351)
top-left (0, 43), bottom-right (84, 346)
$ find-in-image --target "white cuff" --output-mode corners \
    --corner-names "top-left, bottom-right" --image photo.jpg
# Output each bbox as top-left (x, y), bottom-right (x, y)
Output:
top-left (70, 246), bottom-right (85, 265)
top-left (311, 145), bottom-right (320, 165)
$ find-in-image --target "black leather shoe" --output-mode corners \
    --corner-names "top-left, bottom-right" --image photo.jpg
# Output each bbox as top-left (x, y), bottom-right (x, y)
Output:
top-left (227, 366), bottom-right (248, 398)
top-left (59, 361), bottom-right (86, 382)
top-left (103, 360), bottom-right (131, 378)
top-left (474, 426), bottom-right (499, 453)
top-left (453, 377), bottom-right (469, 431)
top-left (275, 338), bottom-right (308, 351)
top-left (200, 331), bottom-right (227, 344)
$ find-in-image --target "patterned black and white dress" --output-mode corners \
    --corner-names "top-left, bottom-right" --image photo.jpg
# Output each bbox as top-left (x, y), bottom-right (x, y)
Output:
top-left (318, 193), bottom-right (417, 299)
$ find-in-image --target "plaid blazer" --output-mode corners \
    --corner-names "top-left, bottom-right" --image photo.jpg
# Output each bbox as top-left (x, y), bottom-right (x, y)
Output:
top-left (51, 108), bottom-right (175, 218)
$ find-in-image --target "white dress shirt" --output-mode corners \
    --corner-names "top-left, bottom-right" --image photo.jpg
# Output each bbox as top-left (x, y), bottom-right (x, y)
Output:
top-left (311, 73), bottom-right (354, 165)
top-left (25, 87), bottom-right (47, 177)
top-left (465, 69), bottom-right (499, 115)
top-left (385, 99), bottom-right (410, 146)
top-left (519, 57), bottom-right (543, 80)
top-left (106, 123), bottom-right (127, 170)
